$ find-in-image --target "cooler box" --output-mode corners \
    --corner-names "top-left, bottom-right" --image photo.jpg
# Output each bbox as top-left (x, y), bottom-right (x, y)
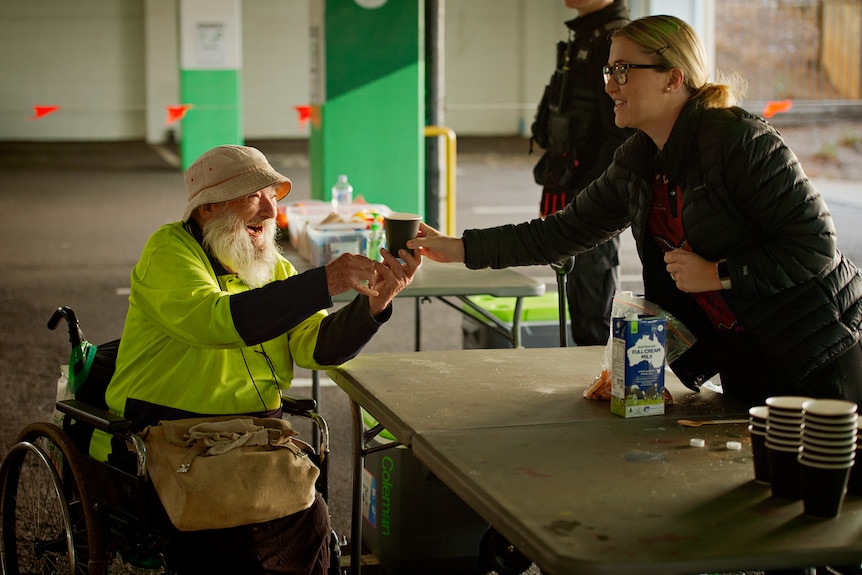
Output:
top-left (283, 200), bottom-right (331, 250)
top-left (462, 292), bottom-right (573, 349)
top-left (361, 439), bottom-right (489, 575)
top-left (307, 223), bottom-right (370, 266)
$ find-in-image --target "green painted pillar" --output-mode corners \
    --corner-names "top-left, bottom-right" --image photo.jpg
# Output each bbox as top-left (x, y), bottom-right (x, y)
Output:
top-left (309, 0), bottom-right (424, 217)
top-left (179, 0), bottom-right (243, 170)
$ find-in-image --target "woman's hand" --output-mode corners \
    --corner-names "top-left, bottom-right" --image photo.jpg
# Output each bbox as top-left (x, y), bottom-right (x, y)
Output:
top-left (663, 249), bottom-right (723, 293)
top-left (406, 223), bottom-right (465, 263)
top-left (367, 247), bottom-right (420, 316)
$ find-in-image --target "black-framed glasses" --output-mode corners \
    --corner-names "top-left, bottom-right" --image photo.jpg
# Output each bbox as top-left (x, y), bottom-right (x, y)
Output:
top-left (602, 63), bottom-right (668, 86)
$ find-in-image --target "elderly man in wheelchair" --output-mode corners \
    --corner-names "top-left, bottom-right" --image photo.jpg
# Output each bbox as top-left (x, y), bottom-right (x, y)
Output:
top-left (0, 145), bottom-right (419, 575)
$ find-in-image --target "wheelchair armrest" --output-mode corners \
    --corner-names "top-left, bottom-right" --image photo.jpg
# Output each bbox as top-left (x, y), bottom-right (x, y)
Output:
top-left (57, 399), bottom-right (132, 434)
top-left (281, 394), bottom-right (317, 414)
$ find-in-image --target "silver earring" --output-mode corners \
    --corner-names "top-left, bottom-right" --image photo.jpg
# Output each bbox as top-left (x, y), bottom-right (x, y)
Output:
top-left (665, 87), bottom-right (671, 92)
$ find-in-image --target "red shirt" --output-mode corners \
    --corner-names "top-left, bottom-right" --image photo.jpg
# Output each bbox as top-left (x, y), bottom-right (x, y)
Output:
top-left (648, 173), bottom-right (742, 332)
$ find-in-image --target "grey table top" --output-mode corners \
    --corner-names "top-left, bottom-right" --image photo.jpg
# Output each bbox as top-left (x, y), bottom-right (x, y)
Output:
top-left (414, 420), bottom-right (862, 575)
top-left (328, 346), bottom-right (744, 447)
top-left (329, 346), bottom-right (862, 574)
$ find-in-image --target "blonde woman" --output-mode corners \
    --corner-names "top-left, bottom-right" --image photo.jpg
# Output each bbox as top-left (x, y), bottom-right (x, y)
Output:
top-left (410, 15), bottom-right (862, 408)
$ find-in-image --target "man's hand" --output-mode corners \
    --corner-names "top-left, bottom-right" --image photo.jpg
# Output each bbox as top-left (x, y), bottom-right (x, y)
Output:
top-left (367, 247), bottom-right (420, 316)
top-left (325, 253), bottom-right (380, 297)
top-left (406, 223), bottom-right (465, 263)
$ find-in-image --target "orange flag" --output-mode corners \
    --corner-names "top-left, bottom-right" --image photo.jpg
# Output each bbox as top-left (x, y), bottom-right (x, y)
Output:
top-left (166, 105), bottom-right (193, 125)
top-left (763, 100), bottom-right (793, 118)
top-left (294, 105), bottom-right (311, 128)
top-left (31, 105), bottom-right (60, 119)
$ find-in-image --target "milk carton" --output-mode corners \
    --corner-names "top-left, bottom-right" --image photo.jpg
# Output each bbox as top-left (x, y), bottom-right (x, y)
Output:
top-left (611, 315), bottom-right (667, 418)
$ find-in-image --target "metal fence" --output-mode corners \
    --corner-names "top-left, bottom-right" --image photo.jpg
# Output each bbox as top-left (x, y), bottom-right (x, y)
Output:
top-left (715, 0), bottom-right (862, 114)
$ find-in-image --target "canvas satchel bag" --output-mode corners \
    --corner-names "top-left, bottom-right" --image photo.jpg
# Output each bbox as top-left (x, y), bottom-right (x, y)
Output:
top-left (141, 415), bottom-right (320, 531)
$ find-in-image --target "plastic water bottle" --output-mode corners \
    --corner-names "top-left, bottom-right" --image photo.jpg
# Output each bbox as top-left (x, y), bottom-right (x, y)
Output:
top-left (331, 174), bottom-right (353, 215)
top-left (367, 219), bottom-right (384, 262)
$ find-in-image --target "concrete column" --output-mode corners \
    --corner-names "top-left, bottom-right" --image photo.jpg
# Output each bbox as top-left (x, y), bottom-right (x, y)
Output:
top-left (144, 0), bottom-right (180, 146)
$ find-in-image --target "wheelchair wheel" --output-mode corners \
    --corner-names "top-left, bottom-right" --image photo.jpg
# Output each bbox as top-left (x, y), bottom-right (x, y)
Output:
top-left (0, 422), bottom-right (107, 575)
top-left (479, 527), bottom-right (533, 575)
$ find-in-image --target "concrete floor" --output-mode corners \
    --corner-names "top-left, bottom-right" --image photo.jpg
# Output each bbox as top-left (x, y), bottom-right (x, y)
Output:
top-left (4, 130), bottom-right (859, 574)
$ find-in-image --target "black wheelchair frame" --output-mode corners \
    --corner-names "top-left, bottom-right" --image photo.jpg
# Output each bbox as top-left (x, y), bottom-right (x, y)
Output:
top-left (0, 307), bottom-right (341, 575)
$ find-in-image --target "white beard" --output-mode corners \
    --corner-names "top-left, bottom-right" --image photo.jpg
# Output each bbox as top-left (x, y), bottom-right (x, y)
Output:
top-left (201, 210), bottom-right (280, 288)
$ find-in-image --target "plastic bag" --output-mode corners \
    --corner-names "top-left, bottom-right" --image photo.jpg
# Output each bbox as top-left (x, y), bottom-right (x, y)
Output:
top-left (49, 364), bottom-right (73, 427)
top-left (583, 291), bottom-right (698, 401)
top-left (44, 365), bottom-right (74, 470)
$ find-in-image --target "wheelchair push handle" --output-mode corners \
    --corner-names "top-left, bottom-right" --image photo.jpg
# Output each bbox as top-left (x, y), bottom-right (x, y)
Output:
top-left (48, 306), bottom-right (85, 348)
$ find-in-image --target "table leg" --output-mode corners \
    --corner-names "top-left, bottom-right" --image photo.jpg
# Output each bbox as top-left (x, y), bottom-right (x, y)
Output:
top-left (311, 370), bottom-right (320, 449)
top-left (451, 295), bottom-right (527, 348)
top-left (511, 296), bottom-right (524, 348)
top-left (347, 401), bottom-right (406, 574)
top-left (350, 398), bottom-right (364, 575)
top-left (415, 297), bottom-right (422, 352)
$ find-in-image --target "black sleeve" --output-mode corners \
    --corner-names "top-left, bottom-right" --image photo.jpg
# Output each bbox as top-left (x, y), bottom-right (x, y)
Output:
top-left (312, 295), bottom-right (393, 366)
top-left (230, 267), bottom-right (332, 346)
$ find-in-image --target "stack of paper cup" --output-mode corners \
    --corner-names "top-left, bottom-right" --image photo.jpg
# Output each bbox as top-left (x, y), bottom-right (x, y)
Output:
top-left (848, 419), bottom-right (862, 496)
top-left (799, 399), bottom-right (858, 518)
top-left (765, 396), bottom-right (811, 500)
top-left (748, 405), bottom-right (770, 484)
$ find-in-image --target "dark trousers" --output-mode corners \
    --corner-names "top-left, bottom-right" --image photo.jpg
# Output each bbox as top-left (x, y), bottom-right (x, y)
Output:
top-left (164, 493), bottom-right (331, 575)
top-left (540, 178), bottom-right (621, 347)
top-left (564, 236), bottom-right (620, 346)
top-left (715, 331), bottom-right (862, 408)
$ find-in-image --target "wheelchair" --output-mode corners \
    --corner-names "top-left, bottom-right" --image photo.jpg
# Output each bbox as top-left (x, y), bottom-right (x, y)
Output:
top-left (0, 306), bottom-right (344, 575)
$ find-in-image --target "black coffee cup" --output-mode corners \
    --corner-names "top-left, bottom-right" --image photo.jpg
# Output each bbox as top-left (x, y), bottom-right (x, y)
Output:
top-left (750, 430), bottom-right (770, 484)
top-left (384, 213), bottom-right (422, 257)
top-left (800, 460), bottom-right (851, 518)
top-left (767, 444), bottom-right (802, 500)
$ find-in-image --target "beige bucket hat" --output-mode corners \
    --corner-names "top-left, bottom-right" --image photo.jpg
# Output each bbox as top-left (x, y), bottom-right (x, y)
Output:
top-left (182, 145), bottom-right (292, 222)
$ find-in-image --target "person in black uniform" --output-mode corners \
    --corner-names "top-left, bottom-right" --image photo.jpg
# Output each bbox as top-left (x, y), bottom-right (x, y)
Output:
top-left (530, 0), bottom-right (631, 346)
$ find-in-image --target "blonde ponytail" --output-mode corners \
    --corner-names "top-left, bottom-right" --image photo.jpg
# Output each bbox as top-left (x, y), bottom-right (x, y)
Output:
top-left (614, 15), bottom-right (748, 109)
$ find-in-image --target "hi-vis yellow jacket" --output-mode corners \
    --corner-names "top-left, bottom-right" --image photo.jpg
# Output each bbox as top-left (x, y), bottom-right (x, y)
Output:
top-left (92, 220), bottom-right (387, 459)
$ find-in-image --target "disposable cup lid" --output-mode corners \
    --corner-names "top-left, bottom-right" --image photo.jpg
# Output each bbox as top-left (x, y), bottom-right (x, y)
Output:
top-left (802, 398), bottom-right (858, 417)
top-left (803, 420), bottom-right (858, 433)
top-left (798, 450), bottom-right (855, 464)
top-left (802, 434), bottom-right (857, 448)
top-left (385, 212), bottom-right (422, 221)
top-left (767, 396), bottom-right (814, 411)
top-left (766, 439), bottom-right (801, 452)
top-left (804, 412), bottom-right (858, 426)
top-left (802, 441), bottom-right (857, 454)
top-left (798, 456), bottom-right (855, 469)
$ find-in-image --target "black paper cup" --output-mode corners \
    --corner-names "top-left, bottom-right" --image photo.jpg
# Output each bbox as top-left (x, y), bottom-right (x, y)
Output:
top-left (750, 429), bottom-right (770, 484)
top-left (848, 443), bottom-right (862, 496)
top-left (384, 212), bottom-right (422, 257)
top-left (767, 443), bottom-right (802, 500)
top-left (800, 459), bottom-right (851, 518)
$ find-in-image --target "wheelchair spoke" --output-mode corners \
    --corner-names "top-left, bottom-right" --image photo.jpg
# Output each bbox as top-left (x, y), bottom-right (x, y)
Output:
top-left (2, 423), bottom-right (108, 575)
top-left (2, 441), bottom-right (76, 574)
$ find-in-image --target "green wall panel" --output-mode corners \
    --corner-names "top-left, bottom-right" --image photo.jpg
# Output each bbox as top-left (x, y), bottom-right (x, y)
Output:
top-left (326, 2), bottom-right (420, 99)
top-left (321, 64), bottom-right (423, 214)
top-left (179, 69), bottom-right (242, 170)
top-left (310, 0), bottom-right (424, 218)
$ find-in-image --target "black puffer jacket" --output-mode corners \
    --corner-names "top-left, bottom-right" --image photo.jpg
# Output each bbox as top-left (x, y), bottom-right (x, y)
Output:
top-left (464, 100), bottom-right (862, 384)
